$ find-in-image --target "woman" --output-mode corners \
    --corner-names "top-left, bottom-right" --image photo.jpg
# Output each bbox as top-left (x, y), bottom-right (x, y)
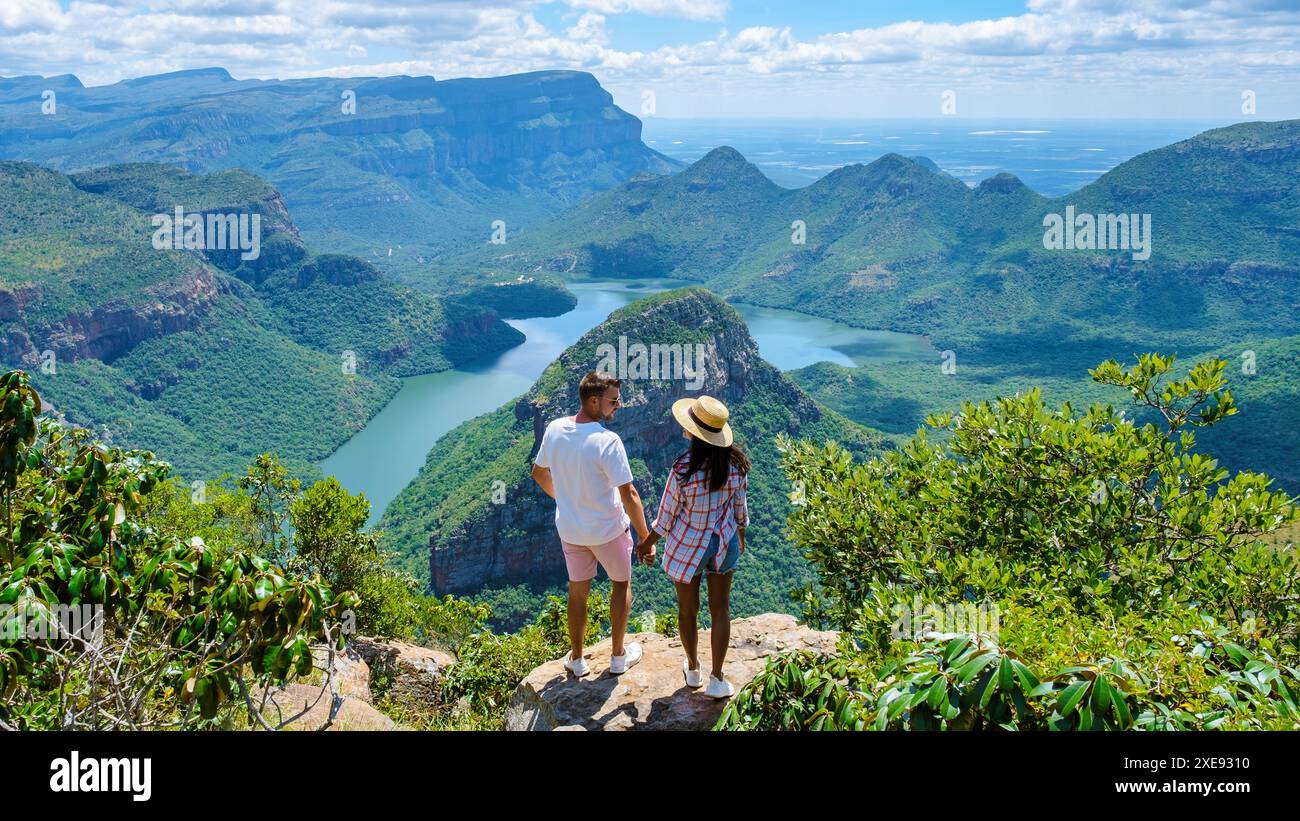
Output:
top-left (635, 395), bottom-right (750, 698)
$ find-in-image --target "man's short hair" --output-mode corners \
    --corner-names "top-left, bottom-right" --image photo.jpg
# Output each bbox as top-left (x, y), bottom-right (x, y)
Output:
top-left (579, 371), bottom-right (620, 403)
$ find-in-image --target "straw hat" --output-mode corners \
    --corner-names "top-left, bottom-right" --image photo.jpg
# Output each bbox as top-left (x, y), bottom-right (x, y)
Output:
top-left (671, 395), bottom-right (733, 447)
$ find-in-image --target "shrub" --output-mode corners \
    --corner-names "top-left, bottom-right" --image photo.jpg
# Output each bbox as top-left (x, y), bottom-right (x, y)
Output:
top-left (720, 354), bottom-right (1299, 730)
top-left (439, 591), bottom-right (612, 723)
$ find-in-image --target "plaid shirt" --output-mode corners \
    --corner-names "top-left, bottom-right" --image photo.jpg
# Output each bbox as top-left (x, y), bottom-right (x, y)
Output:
top-left (653, 454), bottom-right (749, 583)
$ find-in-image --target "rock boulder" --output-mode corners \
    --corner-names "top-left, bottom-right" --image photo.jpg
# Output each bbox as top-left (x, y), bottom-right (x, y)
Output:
top-left (350, 636), bottom-right (456, 709)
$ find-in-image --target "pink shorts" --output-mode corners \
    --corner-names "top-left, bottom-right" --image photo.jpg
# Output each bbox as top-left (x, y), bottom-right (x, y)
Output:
top-left (561, 529), bottom-right (633, 583)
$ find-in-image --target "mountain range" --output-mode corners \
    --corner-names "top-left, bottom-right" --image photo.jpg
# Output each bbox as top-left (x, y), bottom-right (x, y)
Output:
top-left (477, 121), bottom-right (1300, 353)
top-left (466, 120), bottom-right (1300, 491)
top-left (0, 68), bottom-right (680, 312)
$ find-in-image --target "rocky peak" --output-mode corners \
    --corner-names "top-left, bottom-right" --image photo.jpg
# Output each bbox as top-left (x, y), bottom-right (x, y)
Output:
top-left (976, 172), bottom-right (1028, 194)
top-left (514, 288), bottom-right (767, 472)
top-left (690, 145), bottom-right (751, 170)
top-left (808, 152), bottom-right (952, 202)
top-left (682, 146), bottom-right (776, 193)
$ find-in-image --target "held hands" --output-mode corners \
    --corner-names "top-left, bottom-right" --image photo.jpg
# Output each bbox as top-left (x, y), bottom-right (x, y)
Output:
top-left (634, 536), bottom-right (657, 566)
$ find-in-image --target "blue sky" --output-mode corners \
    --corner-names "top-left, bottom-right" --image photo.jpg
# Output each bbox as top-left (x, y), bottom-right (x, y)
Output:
top-left (3, 1), bottom-right (1299, 119)
top-left (532, 1), bottom-right (1035, 51)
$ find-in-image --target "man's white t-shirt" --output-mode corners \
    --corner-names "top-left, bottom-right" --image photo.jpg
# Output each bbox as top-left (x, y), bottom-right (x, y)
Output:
top-left (534, 416), bottom-right (633, 546)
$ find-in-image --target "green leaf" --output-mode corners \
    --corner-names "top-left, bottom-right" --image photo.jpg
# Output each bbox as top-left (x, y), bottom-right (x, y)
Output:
top-left (926, 675), bottom-right (948, 710)
top-left (1029, 681), bottom-right (1058, 698)
top-left (957, 651), bottom-right (998, 684)
top-left (976, 667), bottom-right (1000, 710)
top-left (253, 577), bottom-right (273, 602)
top-left (1056, 681), bottom-right (1090, 716)
top-left (1093, 676), bottom-right (1112, 714)
top-left (943, 637), bottom-right (969, 666)
top-left (68, 567), bottom-right (86, 599)
top-left (1010, 659), bottom-right (1040, 692)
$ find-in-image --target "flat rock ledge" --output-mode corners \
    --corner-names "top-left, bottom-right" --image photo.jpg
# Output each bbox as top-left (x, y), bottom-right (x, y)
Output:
top-left (504, 613), bottom-right (839, 731)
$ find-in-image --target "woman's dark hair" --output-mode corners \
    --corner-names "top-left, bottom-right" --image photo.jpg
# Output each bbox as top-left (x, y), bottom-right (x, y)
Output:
top-left (677, 435), bottom-right (750, 492)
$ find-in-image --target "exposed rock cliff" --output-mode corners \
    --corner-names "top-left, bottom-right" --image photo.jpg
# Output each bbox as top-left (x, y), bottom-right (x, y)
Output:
top-left (0, 269), bottom-right (225, 368)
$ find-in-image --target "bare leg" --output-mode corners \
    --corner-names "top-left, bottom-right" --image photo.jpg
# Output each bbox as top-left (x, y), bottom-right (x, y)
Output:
top-left (567, 579), bottom-right (591, 661)
top-left (610, 579), bottom-right (632, 657)
top-left (706, 570), bottom-right (733, 680)
top-left (675, 577), bottom-right (702, 671)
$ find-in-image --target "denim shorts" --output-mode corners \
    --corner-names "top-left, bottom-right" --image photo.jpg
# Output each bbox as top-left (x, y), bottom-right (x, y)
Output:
top-left (692, 530), bottom-right (740, 581)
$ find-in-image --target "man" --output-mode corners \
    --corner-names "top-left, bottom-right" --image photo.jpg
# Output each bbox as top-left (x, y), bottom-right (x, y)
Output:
top-left (531, 371), bottom-right (652, 677)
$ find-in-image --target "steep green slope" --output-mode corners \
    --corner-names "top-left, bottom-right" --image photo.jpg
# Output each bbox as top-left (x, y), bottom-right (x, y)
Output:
top-left (0, 161), bottom-right (523, 480)
top-left (37, 297), bottom-right (400, 481)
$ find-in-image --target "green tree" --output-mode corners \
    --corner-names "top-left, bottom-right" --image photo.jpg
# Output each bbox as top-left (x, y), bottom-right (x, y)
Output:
top-left (0, 371), bottom-right (356, 730)
top-left (292, 476), bottom-right (373, 593)
top-left (239, 453), bottom-right (300, 565)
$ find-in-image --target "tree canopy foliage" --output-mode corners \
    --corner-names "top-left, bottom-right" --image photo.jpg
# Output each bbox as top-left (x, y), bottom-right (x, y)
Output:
top-left (720, 354), bottom-right (1300, 731)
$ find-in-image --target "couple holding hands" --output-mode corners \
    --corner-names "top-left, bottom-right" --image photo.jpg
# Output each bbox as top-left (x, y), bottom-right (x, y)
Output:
top-left (530, 371), bottom-right (750, 699)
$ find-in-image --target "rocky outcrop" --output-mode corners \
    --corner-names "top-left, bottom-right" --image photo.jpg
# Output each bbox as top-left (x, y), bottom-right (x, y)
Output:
top-left (350, 636), bottom-right (456, 711)
top-left (0, 269), bottom-right (222, 368)
top-left (504, 614), bottom-right (839, 731)
top-left (249, 643), bottom-right (389, 730)
top-left (311, 643), bottom-right (374, 703)
top-left (250, 637), bottom-right (457, 730)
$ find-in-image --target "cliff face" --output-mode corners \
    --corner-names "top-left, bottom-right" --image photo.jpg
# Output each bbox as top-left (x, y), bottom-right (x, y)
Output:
top-left (0, 163), bottom-right (304, 368)
top-left (423, 289), bottom-right (830, 593)
top-left (0, 270), bottom-right (224, 368)
top-left (316, 73), bottom-right (646, 175)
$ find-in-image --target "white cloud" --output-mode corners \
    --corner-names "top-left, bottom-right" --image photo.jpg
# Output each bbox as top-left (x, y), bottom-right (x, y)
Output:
top-left (564, 0), bottom-right (728, 22)
top-left (0, 0), bottom-right (1297, 117)
top-left (0, 0), bottom-right (68, 33)
top-left (566, 13), bottom-right (609, 45)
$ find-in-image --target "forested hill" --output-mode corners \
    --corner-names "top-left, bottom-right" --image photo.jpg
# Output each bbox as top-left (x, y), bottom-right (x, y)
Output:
top-left (0, 161), bottom-right (523, 482)
top-left (478, 120), bottom-right (1300, 354)
top-left (378, 288), bottom-right (889, 623)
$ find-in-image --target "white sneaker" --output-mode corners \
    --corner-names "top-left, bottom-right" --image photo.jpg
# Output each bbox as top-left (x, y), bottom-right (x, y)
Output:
top-left (705, 674), bottom-right (734, 699)
top-left (683, 659), bottom-right (704, 689)
top-left (562, 652), bottom-right (590, 678)
top-left (609, 642), bottom-right (642, 675)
